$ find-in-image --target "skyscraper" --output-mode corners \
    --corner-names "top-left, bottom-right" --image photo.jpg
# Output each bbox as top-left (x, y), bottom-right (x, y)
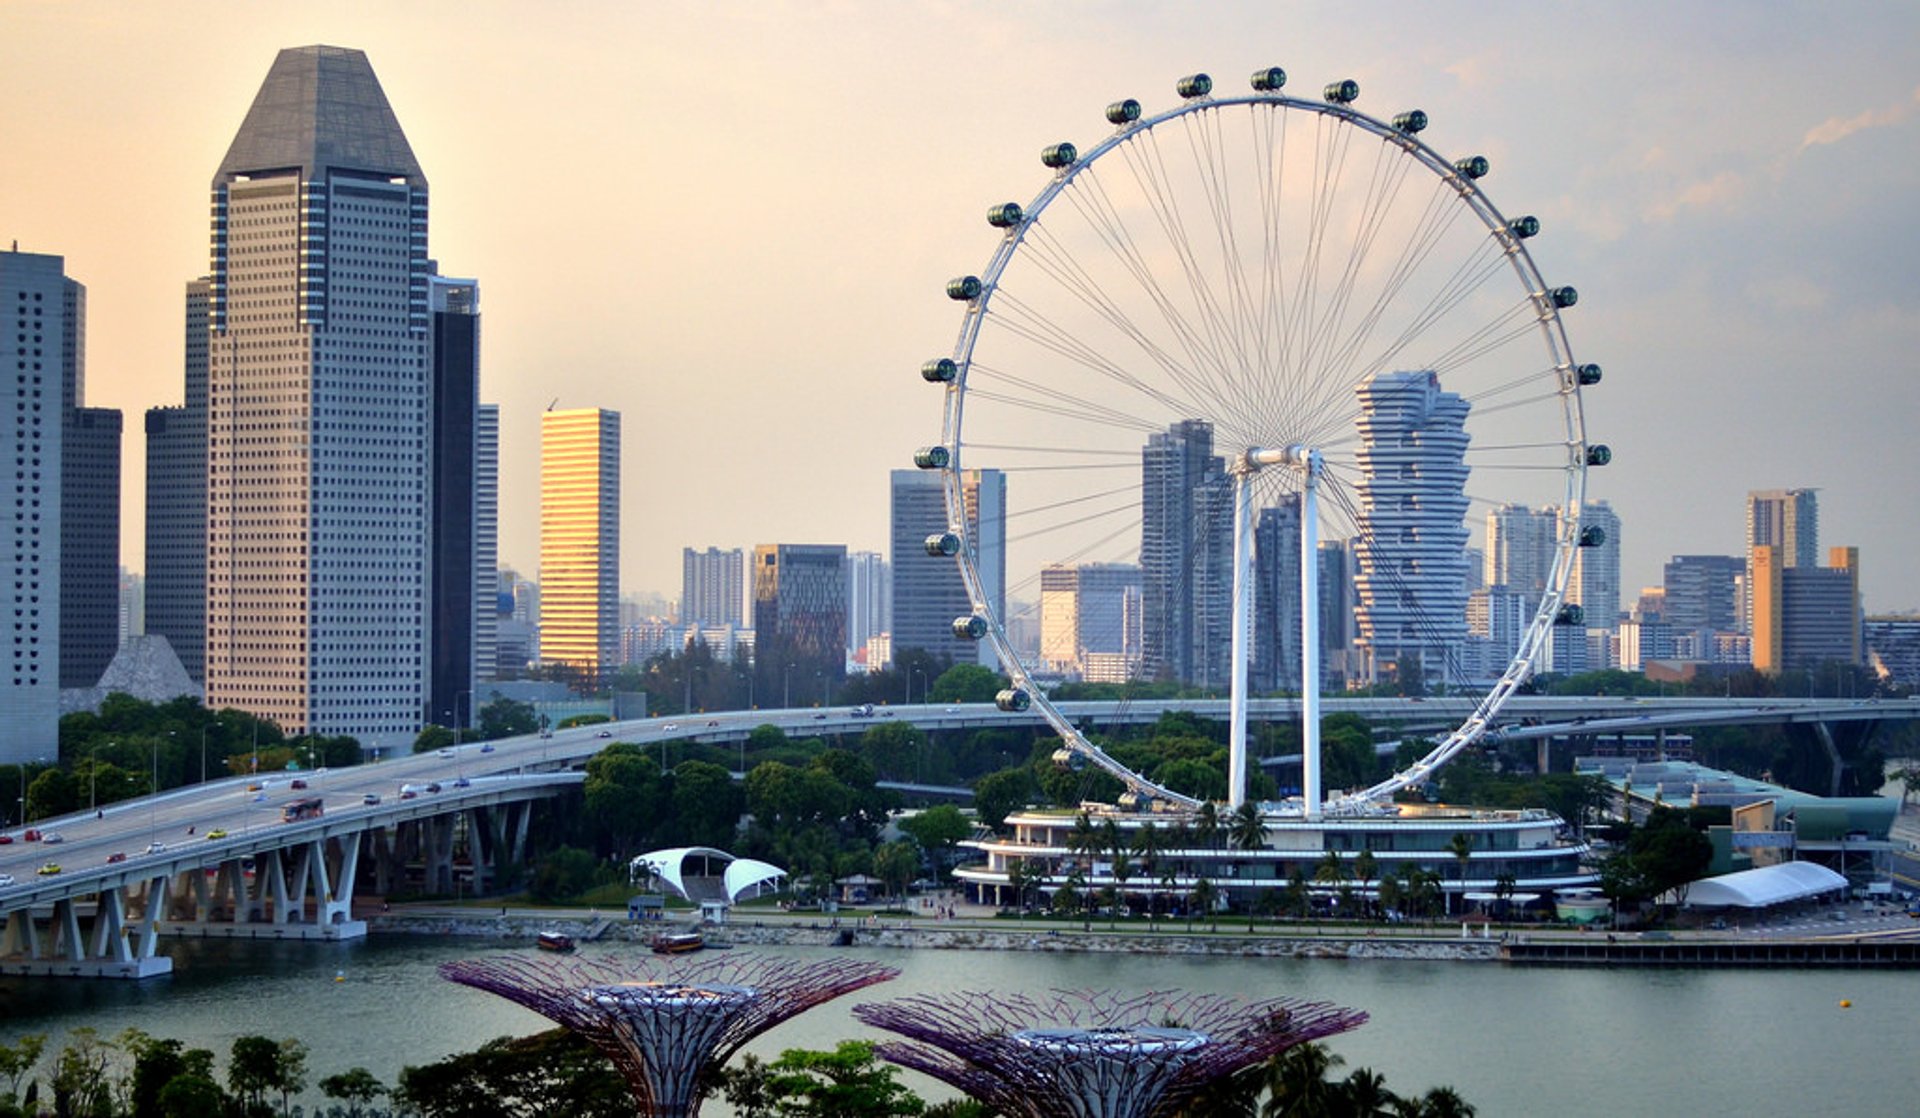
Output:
top-left (0, 249), bottom-right (68, 760)
top-left (754, 544), bottom-right (848, 701)
top-left (144, 278), bottom-right (209, 682)
top-left (428, 274), bottom-right (483, 728)
top-left (889, 468), bottom-right (1005, 667)
top-left (1352, 371), bottom-right (1470, 686)
top-left (1141, 420), bottom-right (1229, 686)
top-left (845, 550), bottom-right (891, 661)
top-left (1038, 562), bottom-right (1142, 681)
top-left (1747, 489), bottom-right (1819, 569)
top-left (1749, 544), bottom-right (1861, 673)
top-left (539, 408), bottom-right (621, 680)
top-left (474, 404), bottom-right (499, 683)
top-left (1566, 499), bottom-right (1620, 628)
top-left (204, 46), bottom-right (432, 740)
top-left (1662, 554), bottom-right (1744, 633)
top-left (1252, 498), bottom-right (1303, 693)
top-left (682, 547), bottom-right (746, 629)
top-left (1483, 504), bottom-right (1557, 606)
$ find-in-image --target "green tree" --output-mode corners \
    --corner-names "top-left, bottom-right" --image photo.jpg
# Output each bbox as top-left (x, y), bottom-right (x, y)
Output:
top-left (721, 1042), bottom-right (925, 1118)
top-left (1629, 808), bottom-right (1714, 908)
top-left (1445, 833), bottom-right (1475, 917)
top-left (318, 1067), bottom-right (385, 1118)
top-left (156, 1075), bottom-right (225, 1118)
top-left (1229, 801), bottom-right (1269, 851)
top-left (477, 697), bottom-right (541, 741)
top-left (528, 845), bottom-right (600, 903)
top-left (412, 723), bottom-right (457, 754)
top-left (395, 1029), bottom-right (629, 1118)
top-left (857, 720), bottom-right (927, 782)
top-left (670, 759), bottom-right (746, 848)
top-left (897, 804), bottom-right (972, 874)
top-left (583, 744), bottom-right (667, 854)
top-left (928, 663), bottom-right (1003, 704)
top-left (0, 1034), bottom-right (44, 1105)
top-left (1191, 876), bottom-right (1218, 932)
top-left (1262, 1040), bottom-right (1346, 1118)
top-left (1353, 849), bottom-right (1379, 920)
top-left (49, 1027), bottom-right (117, 1118)
top-left (971, 768), bottom-right (1035, 833)
top-left (873, 839), bottom-right (922, 901)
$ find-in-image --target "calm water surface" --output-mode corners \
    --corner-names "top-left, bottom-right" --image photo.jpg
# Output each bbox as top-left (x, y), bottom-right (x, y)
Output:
top-left (2, 935), bottom-right (1909, 1116)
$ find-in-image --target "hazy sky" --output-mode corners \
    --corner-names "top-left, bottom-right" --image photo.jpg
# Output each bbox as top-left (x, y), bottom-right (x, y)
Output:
top-left (5, 1), bottom-right (1917, 613)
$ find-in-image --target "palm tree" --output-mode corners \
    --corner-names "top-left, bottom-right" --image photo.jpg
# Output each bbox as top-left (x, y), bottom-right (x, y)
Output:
top-left (1343, 1067), bottom-right (1400, 1116)
top-left (1401, 1085), bottom-right (1477, 1117)
top-left (1446, 833), bottom-right (1475, 918)
top-left (1229, 801), bottom-right (1269, 851)
top-left (1191, 877), bottom-right (1218, 933)
top-left (1353, 849), bottom-right (1379, 921)
top-left (1133, 822), bottom-right (1164, 928)
top-left (1194, 801), bottom-right (1221, 852)
top-left (1158, 864), bottom-right (1180, 931)
top-left (1261, 1042), bottom-right (1345, 1118)
top-left (1314, 851), bottom-right (1349, 920)
top-left (1111, 848), bottom-right (1135, 926)
top-left (1493, 870), bottom-right (1518, 921)
top-left (1004, 857), bottom-right (1031, 917)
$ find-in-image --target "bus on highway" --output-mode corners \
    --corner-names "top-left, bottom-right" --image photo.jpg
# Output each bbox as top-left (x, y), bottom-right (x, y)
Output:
top-left (282, 797), bottom-right (324, 823)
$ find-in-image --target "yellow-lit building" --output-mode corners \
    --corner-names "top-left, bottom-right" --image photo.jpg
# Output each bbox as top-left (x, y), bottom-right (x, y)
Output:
top-left (1749, 544), bottom-right (1860, 674)
top-left (540, 408), bottom-right (620, 679)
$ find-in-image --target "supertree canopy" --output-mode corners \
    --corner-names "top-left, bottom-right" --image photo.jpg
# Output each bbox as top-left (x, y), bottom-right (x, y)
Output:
top-left (439, 952), bottom-right (899, 1117)
top-left (853, 988), bottom-right (1367, 1118)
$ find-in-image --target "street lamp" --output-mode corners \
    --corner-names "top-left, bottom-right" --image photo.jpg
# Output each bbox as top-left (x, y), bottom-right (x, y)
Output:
top-left (783, 664), bottom-right (793, 709)
top-left (910, 668), bottom-right (927, 706)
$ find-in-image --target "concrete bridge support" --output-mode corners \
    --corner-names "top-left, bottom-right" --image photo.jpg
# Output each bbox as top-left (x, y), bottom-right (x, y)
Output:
top-left (0, 883), bottom-right (173, 978)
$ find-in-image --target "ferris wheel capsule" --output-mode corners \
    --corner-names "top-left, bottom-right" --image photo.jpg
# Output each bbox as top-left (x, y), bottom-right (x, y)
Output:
top-left (913, 446), bottom-right (950, 470)
top-left (1041, 142), bottom-right (1078, 169)
top-left (946, 275), bottom-right (982, 301)
top-left (953, 615), bottom-right (988, 640)
top-left (996, 688), bottom-right (1031, 713)
top-left (1455, 155), bottom-right (1490, 180)
top-left (1579, 526), bottom-right (1607, 548)
top-left (1509, 215), bottom-right (1541, 239)
top-left (922, 357), bottom-right (957, 383)
top-left (1556, 604), bottom-right (1585, 627)
top-left (1106, 99), bottom-right (1142, 125)
top-left (1576, 363), bottom-right (1602, 386)
top-left (1586, 444), bottom-right (1612, 466)
top-left (1324, 78), bottom-right (1360, 104)
top-left (1250, 67), bottom-right (1287, 92)
top-left (988, 203), bottom-right (1025, 228)
top-left (1550, 286), bottom-right (1579, 308)
top-left (1176, 73), bottom-right (1213, 99)
top-left (1392, 110), bottom-right (1429, 134)
top-left (925, 532), bottom-right (961, 557)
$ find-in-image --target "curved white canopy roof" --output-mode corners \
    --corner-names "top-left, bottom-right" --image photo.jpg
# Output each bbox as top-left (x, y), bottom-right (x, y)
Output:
top-left (629, 846), bottom-right (787, 904)
top-left (1674, 862), bottom-right (1849, 909)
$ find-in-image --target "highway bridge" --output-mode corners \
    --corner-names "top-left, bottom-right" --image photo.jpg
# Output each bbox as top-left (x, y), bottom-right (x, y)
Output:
top-left (4, 695), bottom-right (1915, 978)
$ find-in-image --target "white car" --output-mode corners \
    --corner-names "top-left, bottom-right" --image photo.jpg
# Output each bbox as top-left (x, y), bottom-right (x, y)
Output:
top-left (144, 841), bottom-right (167, 854)
top-left (436, 748), bottom-right (455, 759)
top-left (39, 831), bottom-right (63, 844)
top-left (0, 874), bottom-right (14, 888)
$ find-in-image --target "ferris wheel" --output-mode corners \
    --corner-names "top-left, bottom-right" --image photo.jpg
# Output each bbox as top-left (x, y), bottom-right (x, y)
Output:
top-left (918, 68), bottom-right (1605, 816)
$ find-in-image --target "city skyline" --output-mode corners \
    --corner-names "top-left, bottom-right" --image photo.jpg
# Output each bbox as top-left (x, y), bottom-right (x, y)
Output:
top-left (4, 5), bottom-right (1918, 611)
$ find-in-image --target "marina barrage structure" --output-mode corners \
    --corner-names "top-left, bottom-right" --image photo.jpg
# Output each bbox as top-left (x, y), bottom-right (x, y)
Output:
top-left (854, 988), bottom-right (1368, 1118)
top-left (438, 953), bottom-right (897, 1117)
top-left (920, 65), bottom-right (1611, 912)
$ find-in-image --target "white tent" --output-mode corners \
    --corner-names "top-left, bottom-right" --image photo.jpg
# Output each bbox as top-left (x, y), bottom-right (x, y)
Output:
top-left (1669, 862), bottom-right (1848, 908)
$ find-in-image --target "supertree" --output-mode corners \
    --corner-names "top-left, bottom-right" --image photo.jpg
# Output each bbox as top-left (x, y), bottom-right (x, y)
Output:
top-left (853, 988), bottom-right (1367, 1118)
top-left (439, 952), bottom-right (899, 1117)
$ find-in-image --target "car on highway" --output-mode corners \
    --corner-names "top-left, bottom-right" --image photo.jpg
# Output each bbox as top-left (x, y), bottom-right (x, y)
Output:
top-left (0, 874), bottom-right (14, 887)
top-left (144, 842), bottom-right (166, 854)
top-left (399, 789), bottom-right (418, 800)
top-left (21, 829), bottom-right (41, 842)
top-left (596, 729), bottom-right (612, 738)
top-left (480, 743), bottom-right (496, 753)
top-left (425, 782), bottom-right (442, 794)
top-left (290, 779), bottom-right (309, 790)
top-left (37, 863), bottom-right (60, 876)
top-left (106, 852), bottom-right (127, 864)
top-left (246, 782), bottom-right (265, 792)
top-left (39, 831), bottom-right (63, 844)
top-left (453, 776), bottom-right (471, 789)
top-left (706, 720), bottom-right (720, 727)
top-left (205, 829), bottom-right (228, 840)
top-left (362, 793), bottom-right (382, 806)
top-left (663, 722), bottom-right (680, 732)
top-left (436, 748), bottom-right (455, 759)
top-left (0, 834), bottom-right (13, 845)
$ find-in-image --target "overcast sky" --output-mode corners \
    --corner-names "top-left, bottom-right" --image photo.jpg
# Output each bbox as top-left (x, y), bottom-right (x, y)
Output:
top-left (5, 1), bottom-right (1917, 614)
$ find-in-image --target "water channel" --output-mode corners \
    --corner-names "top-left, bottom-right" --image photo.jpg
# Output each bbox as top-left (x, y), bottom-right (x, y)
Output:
top-left (2, 935), bottom-right (1910, 1115)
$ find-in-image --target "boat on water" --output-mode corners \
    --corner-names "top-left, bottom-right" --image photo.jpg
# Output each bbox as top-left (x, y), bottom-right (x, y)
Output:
top-left (650, 931), bottom-right (704, 954)
top-left (536, 931), bottom-right (576, 952)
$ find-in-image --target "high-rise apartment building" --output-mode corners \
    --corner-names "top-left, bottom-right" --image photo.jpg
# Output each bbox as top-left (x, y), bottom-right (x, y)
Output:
top-left (1663, 554), bottom-right (1744, 633)
top-left (1, 249), bottom-right (68, 760)
top-left (754, 544), bottom-right (848, 699)
top-left (1352, 371), bottom-right (1470, 685)
top-left (846, 550), bottom-right (890, 661)
top-left (1141, 420), bottom-right (1230, 686)
top-left (1747, 489), bottom-right (1819, 569)
top-left (203, 46), bottom-right (432, 740)
top-left (1484, 504), bottom-right (1558, 607)
top-left (428, 275), bottom-right (485, 727)
top-left (46, 253), bottom-right (120, 689)
top-left (539, 408), bottom-right (621, 679)
top-left (889, 468), bottom-right (1005, 667)
top-left (1252, 499), bottom-right (1303, 693)
top-left (1566, 499), bottom-right (1620, 628)
top-left (1749, 544), bottom-right (1861, 673)
top-left (682, 547), bottom-right (746, 629)
top-left (1317, 539), bottom-right (1359, 687)
top-left (144, 277), bottom-right (209, 682)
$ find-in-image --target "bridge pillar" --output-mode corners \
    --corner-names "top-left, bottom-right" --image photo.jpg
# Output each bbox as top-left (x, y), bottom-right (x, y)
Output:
top-left (0, 890), bottom-right (172, 979)
top-left (424, 816), bottom-right (455, 894)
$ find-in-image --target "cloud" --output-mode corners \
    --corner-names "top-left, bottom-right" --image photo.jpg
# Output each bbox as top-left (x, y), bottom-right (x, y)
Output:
top-left (1645, 170), bottom-right (1746, 223)
top-left (1799, 85), bottom-right (1920, 151)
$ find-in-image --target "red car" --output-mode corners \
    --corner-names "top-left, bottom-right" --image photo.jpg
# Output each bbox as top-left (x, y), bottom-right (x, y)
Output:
top-left (290, 779), bottom-right (309, 790)
top-left (106, 852), bottom-right (127, 864)
top-left (0, 834), bottom-right (13, 845)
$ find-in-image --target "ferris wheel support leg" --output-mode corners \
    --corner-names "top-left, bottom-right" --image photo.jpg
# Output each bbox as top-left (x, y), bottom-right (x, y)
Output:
top-left (1228, 471), bottom-right (1256, 811)
top-left (1299, 451), bottom-right (1322, 822)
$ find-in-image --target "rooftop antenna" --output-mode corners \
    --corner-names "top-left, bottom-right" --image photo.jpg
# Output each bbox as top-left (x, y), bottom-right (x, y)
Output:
top-left (546, 397), bottom-right (559, 411)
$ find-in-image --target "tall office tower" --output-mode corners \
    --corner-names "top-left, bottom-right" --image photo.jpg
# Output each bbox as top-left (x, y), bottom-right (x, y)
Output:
top-left (845, 550), bottom-right (891, 660)
top-left (474, 404), bottom-right (499, 682)
top-left (1141, 420), bottom-right (1230, 686)
top-left (0, 250), bottom-right (67, 760)
top-left (118, 569), bottom-right (144, 647)
top-left (539, 408), bottom-right (621, 681)
top-left (428, 275), bottom-right (481, 727)
top-left (144, 278), bottom-right (210, 682)
top-left (1566, 499), bottom-right (1620, 627)
top-left (682, 547), bottom-right (746, 628)
top-left (1252, 498), bottom-right (1303, 693)
top-left (889, 468), bottom-right (1006, 667)
top-left (1352, 371), bottom-right (1470, 686)
top-left (1483, 503), bottom-right (1558, 606)
top-left (1466, 585), bottom-right (1529, 680)
top-left (1747, 489), bottom-right (1819, 568)
top-left (1038, 563), bottom-right (1142, 680)
top-left (754, 544), bottom-right (849, 699)
top-left (204, 46), bottom-right (431, 741)
top-left (61, 403), bottom-right (120, 687)
top-left (1662, 554), bottom-right (1744, 633)
top-left (1749, 545), bottom-right (1862, 673)
top-left (1864, 616), bottom-right (1920, 688)
top-left (1317, 539), bottom-right (1358, 686)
